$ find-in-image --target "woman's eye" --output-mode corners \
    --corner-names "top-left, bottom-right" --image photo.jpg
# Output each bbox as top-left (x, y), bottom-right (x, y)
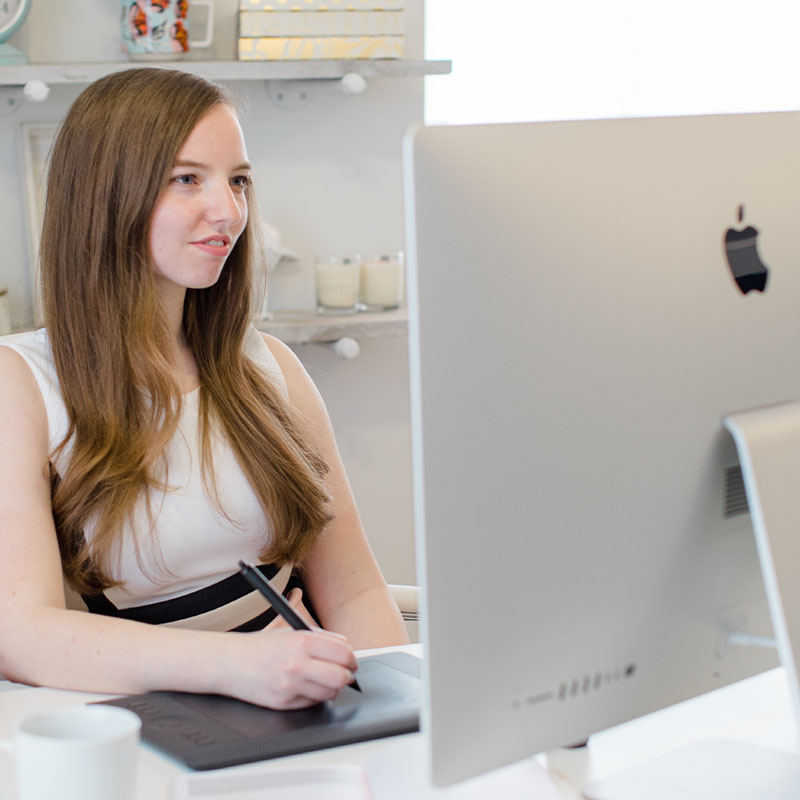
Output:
top-left (172, 174), bottom-right (196, 186)
top-left (231, 175), bottom-right (251, 189)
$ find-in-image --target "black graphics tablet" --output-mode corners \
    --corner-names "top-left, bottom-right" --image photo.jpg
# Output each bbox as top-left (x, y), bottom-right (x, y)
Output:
top-left (95, 651), bottom-right (421, 771)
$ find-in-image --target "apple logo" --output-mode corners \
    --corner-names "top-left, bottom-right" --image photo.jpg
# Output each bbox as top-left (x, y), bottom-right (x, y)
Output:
top-left (723, 204), bottom-right (768, 294)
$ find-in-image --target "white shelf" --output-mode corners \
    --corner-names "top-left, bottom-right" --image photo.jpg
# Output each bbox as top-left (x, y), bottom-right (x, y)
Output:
top-left (12, 309), bottom-right (408, 345)
top-left (257, 308), bottom-right (408, 344)
top-left (0, 59), bottom-right (450, 86)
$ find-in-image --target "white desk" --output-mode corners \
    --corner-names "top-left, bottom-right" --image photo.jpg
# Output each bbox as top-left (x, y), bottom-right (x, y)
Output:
top-left (0, 646), bottom-right (418, 800)
top-left (561, 666), bottom-right (800, 799)
top-left (0, 647), bottom-right (798, 800)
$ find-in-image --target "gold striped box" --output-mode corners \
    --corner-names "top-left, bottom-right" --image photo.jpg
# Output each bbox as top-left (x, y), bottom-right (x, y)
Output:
top-left (238, 35), bottom-right (404, 60)
top-left (239, 10), bottom-right (404, 37)
top-left (239, 0), bottom-right (404, 10)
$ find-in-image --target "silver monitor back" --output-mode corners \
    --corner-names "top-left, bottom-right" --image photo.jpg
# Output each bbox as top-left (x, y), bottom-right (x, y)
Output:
top-left (402, 113), bottom-right (800, 787)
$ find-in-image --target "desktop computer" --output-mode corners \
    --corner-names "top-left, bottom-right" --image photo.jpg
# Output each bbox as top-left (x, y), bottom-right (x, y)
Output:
top-left (402, 111), bottom-right (800, 796)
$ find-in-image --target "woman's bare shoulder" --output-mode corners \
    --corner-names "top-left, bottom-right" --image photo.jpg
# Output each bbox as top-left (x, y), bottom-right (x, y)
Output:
top-left (0, 344), bottom-right (48, 436)
top-left (259, 332), bottom-right (316, 394)
top-left (258, 332), bottom-right (333, 435)
top-left (0, 344), bottom-right (43, 399)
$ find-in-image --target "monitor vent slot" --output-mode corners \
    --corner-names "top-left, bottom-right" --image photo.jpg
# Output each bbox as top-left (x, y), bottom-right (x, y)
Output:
top-left (724, 466), bottom-right (749, 518)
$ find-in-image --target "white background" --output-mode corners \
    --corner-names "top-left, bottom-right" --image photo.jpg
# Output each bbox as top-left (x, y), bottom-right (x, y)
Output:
top-left (425, 1), bottom-right (800, 124)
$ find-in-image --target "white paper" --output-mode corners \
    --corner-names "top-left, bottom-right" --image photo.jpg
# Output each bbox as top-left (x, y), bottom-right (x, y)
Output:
top-left (172, 764), bottom-right (372, 800)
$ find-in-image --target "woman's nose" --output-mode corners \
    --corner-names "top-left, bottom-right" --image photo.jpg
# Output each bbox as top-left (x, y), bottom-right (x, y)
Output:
top-left (206, 182), bottom-right (245, 226)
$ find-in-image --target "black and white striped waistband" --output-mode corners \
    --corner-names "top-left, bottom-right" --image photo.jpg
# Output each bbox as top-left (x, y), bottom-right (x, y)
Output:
top-left (82, 563), bottom-right (294, 632)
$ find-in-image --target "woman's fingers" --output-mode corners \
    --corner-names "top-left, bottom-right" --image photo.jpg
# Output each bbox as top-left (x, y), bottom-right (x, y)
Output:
top-left (223, 626), bottom-right (358, 710)
top-left (265, 632), bottom-right (357, 708)
top-left (227, 582), bottom-right (361, 709)
top-left (301, 628), bottom-right (357, 671)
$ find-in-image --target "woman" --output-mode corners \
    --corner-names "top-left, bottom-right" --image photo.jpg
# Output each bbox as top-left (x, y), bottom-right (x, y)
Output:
top-left (0, 68), bottom-right (407, 709)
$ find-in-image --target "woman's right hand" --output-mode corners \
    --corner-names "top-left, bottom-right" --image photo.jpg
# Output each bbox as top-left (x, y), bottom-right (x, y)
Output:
top-left (217, 588), bottom-right (359, 710)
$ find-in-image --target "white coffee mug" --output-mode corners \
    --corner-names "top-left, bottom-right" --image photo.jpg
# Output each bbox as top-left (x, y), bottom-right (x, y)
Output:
top-left (0, 706), bottom-right (141, 800)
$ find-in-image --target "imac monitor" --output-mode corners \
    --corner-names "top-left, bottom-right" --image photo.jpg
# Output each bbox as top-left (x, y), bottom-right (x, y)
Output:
top-left (403, 113), bottom-right (800, 789)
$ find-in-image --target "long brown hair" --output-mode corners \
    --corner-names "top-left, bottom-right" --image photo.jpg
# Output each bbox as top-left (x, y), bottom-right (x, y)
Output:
top-left (40, 68), bottom-right (331, 594)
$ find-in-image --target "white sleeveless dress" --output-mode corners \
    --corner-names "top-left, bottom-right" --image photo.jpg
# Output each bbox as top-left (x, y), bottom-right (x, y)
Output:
top-left (0, 326), bottom-right (297, 631)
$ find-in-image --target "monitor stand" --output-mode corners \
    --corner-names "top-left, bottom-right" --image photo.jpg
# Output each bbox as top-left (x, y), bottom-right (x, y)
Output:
top-left (364, 736), bottom-right (564, 799)
top-left (722, 401), bottom-right (800, 719)
top-left (583, 400), bottom-right (800, 800)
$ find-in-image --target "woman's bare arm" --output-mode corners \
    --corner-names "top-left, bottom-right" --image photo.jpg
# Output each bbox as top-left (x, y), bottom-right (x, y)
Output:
top-left (263, 334), bottom-right (409, 649)
top-left (0, 346), bottom-right (357, 708)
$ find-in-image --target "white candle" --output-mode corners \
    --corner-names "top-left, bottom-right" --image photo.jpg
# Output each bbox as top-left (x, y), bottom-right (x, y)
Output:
top-left (360, 253), bottom-right (404, 309)
top-left (315, 257), bottom-right (361, 314)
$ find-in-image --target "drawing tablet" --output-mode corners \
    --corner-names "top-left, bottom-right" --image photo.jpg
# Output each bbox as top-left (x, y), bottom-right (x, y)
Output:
top-left (95, 652), bottom-right (421, 771)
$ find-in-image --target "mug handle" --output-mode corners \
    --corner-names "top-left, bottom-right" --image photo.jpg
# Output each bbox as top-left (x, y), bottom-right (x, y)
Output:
top-left (189, 1), bottom-right (214, 49)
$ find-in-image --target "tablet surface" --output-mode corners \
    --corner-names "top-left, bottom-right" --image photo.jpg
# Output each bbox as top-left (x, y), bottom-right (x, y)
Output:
top-left (96, 651), bottom-right (421, 770)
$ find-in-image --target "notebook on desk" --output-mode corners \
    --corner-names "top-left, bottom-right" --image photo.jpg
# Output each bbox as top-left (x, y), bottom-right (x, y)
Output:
top-left (95, 651), bottom-right (421, 771)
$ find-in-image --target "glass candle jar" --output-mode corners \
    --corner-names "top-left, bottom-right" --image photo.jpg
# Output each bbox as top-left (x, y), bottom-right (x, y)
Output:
top-left (359, 252), bottom-right (404, 311)
top-left (314, 255), bottom-right (361, 315)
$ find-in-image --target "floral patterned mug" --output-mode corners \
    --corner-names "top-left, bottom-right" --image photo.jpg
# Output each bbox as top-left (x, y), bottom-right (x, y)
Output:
top-left (121, 0), bottom-right (214, 61)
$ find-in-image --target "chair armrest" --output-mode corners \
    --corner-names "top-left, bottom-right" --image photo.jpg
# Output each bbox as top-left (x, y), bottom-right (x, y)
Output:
top-left (388, 584), bottom-right (418, 621)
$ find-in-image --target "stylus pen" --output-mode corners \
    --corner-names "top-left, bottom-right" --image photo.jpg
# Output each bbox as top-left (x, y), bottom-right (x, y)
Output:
top-left (238, 560), bottom-right (361, 692)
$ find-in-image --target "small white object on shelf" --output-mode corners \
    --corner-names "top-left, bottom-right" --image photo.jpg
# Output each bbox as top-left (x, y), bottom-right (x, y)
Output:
top-left (261, 219), bottom-right (299, 273)
top-left (22, 78), bottom-right (48, 102)
top-left (257, 219), bottom-right (299, 322)
top-left (331, 336), bottom-right (361, 360)
top-left (341, 72), bottom-right (368, 95)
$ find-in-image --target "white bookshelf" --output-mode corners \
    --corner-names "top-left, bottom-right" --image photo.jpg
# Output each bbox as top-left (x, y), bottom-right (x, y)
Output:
top-left (0, 59), bottom-right (450, 87)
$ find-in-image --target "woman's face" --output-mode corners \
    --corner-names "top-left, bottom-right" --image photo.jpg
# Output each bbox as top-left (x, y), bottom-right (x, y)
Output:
top-left (149, 103), bottom-right (251, 295)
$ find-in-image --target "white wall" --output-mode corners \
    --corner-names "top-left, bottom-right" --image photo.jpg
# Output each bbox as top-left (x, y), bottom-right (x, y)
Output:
top-left (426, 0), bottom-right (800, 125)
top-left (1, 0), bottom-right (426, 584)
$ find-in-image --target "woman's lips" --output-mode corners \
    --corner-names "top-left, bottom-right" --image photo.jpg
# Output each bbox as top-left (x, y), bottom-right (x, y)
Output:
top-left (191, 236), bottom-right (231, 257)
